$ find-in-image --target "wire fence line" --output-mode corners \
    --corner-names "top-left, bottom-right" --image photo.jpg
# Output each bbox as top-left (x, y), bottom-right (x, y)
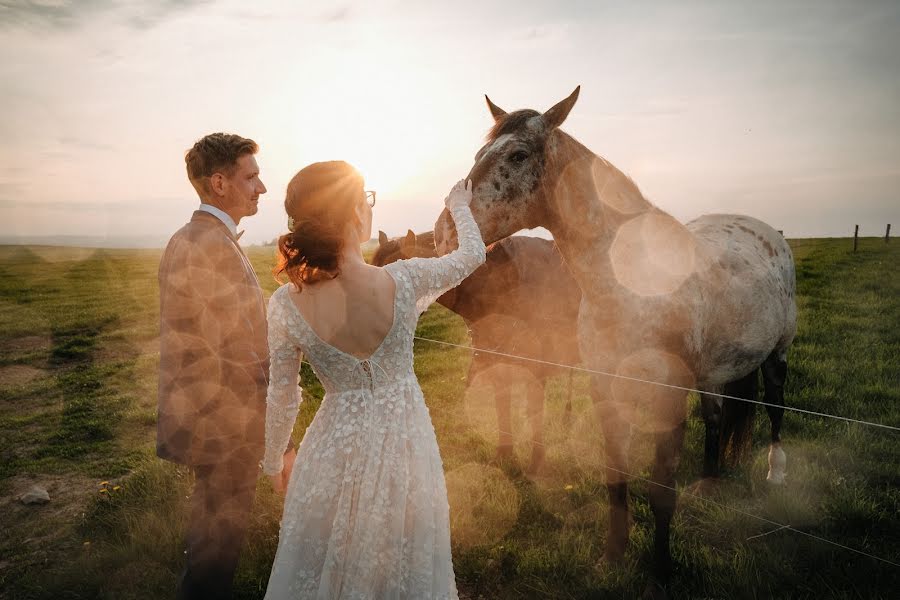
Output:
top-left (486, 424), bottom-right (900, 569)
top-left (294, 342), bottom-right (900, 569)
top-left (412, 336), bottom-right (900, 433)
top-left (393, 387), bottom-right (900, 569)
top-left (421, 384), bottom-right (900, 570)
top-left (408, 331), bottom-right (899, 568)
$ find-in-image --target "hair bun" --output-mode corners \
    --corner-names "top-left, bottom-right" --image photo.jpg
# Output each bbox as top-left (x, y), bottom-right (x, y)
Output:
top-left (273, 161), bottom-right (365, 291)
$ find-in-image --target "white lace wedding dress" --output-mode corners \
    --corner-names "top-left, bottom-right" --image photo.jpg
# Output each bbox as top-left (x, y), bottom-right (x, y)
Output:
top-left (261, 203), bottom-right (485, 599)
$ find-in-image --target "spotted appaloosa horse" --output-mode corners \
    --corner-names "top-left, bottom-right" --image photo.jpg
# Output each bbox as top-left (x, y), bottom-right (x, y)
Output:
top-left (434, 87), bottom-right (797, 598)
top-left (372, 230), bottom-right (581, 472)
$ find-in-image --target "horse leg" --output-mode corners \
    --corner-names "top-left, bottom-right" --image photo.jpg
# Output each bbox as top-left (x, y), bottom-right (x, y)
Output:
top-left (646, 406), bottom-right (687, 599)
top-left (762, 351), bottom-right (788, 484)
top-left (563, 368), bottom-right (574, 429)
top-left (494, 375), bottom-right (513, 460)
top-left (526, 377), bottom-right (546, 474)
top-left (700, 391), bottom-right (723, 480)
top-left (684, 391), bottom-right (722, 497)
top-left (720, 370), bottom-right (758, 468)
top-left (593, 380), bottom-right (631, 564)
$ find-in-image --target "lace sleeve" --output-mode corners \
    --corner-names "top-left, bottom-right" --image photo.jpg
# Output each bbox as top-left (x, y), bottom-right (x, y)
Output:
top-left (261, 291), bottom-right (303, 475)
top-left (404, 204), bottom-right (486, 315)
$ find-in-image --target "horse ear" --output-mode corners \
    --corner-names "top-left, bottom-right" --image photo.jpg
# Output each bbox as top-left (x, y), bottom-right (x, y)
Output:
top-left (403, 229), bottom-right (416, 248)
top-left (485, 95), bottom-right (507, 122)
top-left (542, 85), bottom-right (580, 129)
top-left (378, 230), bottom-right (388, 245)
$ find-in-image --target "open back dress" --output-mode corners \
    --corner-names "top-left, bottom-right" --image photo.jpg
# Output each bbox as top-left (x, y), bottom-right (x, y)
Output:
top-left (261, 203), bottom-right (485, 599)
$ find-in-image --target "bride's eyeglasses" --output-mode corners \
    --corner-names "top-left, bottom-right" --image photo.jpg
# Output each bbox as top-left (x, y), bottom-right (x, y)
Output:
top-left (365, 190), bottom-right (376, 208)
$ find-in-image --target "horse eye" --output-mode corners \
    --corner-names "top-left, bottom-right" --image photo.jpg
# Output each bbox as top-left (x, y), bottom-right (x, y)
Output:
top-left (509, 151), bottom-right (529, 163)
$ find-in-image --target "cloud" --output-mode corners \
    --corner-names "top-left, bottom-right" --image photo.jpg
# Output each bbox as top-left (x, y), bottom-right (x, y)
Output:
top-left (323, 5), bottom-right (351, 23)
top-left (0, 0), bottom-right (104, 31)
top-left (756, 166), bottom-right (900, 190)
top-left (576, 97), bottom-right (691, 122)
top-left (505, 23), bottom-right (577, 49)
top-left (0, 0), bottom-right (213, 32)
top-left (124, 0), bottom-right (214, 30)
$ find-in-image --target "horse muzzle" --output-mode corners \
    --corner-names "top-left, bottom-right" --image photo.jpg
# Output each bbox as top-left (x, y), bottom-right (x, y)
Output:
top-left (433, 208), bottom-right (459, 256)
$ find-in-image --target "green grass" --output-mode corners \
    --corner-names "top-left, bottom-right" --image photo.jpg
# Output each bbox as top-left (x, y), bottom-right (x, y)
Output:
top-left (0, 238), bottom-right (898, 599)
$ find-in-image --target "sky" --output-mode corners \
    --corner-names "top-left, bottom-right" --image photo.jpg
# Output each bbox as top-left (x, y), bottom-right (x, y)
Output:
top-left (1, 0), bottom-right (898, 246)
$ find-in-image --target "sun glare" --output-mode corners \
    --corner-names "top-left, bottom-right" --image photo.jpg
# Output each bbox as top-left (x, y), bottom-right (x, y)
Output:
top-left (285, 42), bottom-right (446, 202)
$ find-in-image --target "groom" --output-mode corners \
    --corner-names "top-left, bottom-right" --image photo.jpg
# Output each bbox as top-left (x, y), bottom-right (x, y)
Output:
top-left (157, 132), bottom-right (295, 599)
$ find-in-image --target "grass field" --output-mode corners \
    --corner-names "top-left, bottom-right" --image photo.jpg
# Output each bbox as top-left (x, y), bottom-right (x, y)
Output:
top-left (0, 237), bottom-right (898, 599)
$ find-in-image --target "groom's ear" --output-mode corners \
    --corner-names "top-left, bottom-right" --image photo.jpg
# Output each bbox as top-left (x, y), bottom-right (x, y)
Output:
top-left (208, 172), bottom-right (227, 197)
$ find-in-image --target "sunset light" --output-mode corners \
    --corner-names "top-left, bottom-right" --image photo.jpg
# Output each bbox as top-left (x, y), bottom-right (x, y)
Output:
top-left (1, 2), bottom-right (898, 600)
top-left (3, 1), bottom-right (895, 246)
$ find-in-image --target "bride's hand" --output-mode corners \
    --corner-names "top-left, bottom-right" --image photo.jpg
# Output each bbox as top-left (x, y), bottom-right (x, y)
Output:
top-left (444, 179), bottom-right (473, 210)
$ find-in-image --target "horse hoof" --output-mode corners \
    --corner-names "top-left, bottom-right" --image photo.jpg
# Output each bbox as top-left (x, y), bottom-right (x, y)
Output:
top-left (685, 477), bottom-right (718, 498)
top-left (526, 447), bottom-right (546, 475)
top-left (598, 548), bottom-right (626, 568)
top-left (641, 581), bottom-right (669, 600)
top-left (767, 445), bottom-right (786, 485)
top-left (594, 556), bottom-right (618, 576)
top-left (495, 445), bottom-right (514, 460)
top-left (766, 471), bottom-right (786, 485)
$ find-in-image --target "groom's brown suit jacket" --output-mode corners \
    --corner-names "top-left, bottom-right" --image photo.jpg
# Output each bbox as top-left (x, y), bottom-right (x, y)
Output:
top-left (157, 211), bottom-right (269, 467)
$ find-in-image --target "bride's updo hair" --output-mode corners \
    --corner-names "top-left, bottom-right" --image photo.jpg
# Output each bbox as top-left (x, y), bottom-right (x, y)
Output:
top-left (275, 161), bottom-right (365, 291)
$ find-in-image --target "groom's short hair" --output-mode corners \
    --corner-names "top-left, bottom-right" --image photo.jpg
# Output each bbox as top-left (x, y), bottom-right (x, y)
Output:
top-left (185, 132), bottom-right (258, 197)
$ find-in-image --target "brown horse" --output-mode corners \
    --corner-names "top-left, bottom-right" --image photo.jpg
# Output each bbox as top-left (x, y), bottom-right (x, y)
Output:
top-left (375, 231), bottom-right (781, 484)
top-left (434, 87), bottom-right (796, 598)
top-left (372, 230), bottom-right (581, 472)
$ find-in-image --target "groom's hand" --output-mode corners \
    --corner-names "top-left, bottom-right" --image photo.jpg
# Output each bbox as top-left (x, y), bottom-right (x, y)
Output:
top-left (281, 447), bottom-right (297, 489)
top-left (268, 447), bottom-right (297, 495)
top-left (267, 472), bottom-right (285, 494)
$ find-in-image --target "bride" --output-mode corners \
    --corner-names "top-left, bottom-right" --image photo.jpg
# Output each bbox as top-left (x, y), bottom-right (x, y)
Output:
top-left (261, 161), bottom-right (485, 599)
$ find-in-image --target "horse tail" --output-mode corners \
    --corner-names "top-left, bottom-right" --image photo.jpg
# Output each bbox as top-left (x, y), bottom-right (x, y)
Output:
top-left (563, 368), bottom-right (574, 428)
top-left (719, 369), bottom-right (758, 467)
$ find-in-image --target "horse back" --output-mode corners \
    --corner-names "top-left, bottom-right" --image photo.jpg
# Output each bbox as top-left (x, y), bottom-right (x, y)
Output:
top-left (456, 236), bottom-right (583, 375)
top-left (686, 214), bottom-right (797, 385)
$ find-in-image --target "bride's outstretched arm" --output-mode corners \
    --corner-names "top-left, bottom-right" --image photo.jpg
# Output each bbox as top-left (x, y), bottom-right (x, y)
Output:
top-left (262, 295), bottom-right (303, 476)
top-left (405, 180), bottom-right (486, 312)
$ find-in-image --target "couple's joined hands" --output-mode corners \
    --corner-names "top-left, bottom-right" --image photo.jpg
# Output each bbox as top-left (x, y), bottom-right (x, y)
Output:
top-left (269, 447), bottom-right (297, 494)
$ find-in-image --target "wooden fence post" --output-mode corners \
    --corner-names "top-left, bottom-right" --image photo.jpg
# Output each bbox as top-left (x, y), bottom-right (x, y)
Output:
top-left (853, 225), bottom-right (859, 252)
top-left (886, 224), bottom-right (891, 243)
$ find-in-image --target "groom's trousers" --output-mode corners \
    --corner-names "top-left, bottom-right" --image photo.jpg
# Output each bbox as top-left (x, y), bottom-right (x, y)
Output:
top-left (176, 458), bottom-right (258, 600)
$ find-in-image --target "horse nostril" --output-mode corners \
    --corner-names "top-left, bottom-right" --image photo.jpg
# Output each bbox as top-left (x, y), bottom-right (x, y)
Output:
top-left (433, 209), bottom-right (461, 255)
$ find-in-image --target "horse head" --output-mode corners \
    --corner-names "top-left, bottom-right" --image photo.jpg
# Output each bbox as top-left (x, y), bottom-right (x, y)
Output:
top-left (371, 229), bottom-right (437, 267)
top-left (434, 86), bottom-right (581, 255)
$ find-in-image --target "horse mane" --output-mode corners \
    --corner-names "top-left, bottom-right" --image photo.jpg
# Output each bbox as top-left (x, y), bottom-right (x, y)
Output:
top-left (487, 109), bottom-right (540, 142)
top-left (549, 129), bottom-right (652, 213)
top-left (416, 230), bottom-right (435, 249)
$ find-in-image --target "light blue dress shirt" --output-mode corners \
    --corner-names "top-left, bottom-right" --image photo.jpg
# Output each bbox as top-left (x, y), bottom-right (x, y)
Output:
top-left (198, 203), bottom-right (238, 237)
